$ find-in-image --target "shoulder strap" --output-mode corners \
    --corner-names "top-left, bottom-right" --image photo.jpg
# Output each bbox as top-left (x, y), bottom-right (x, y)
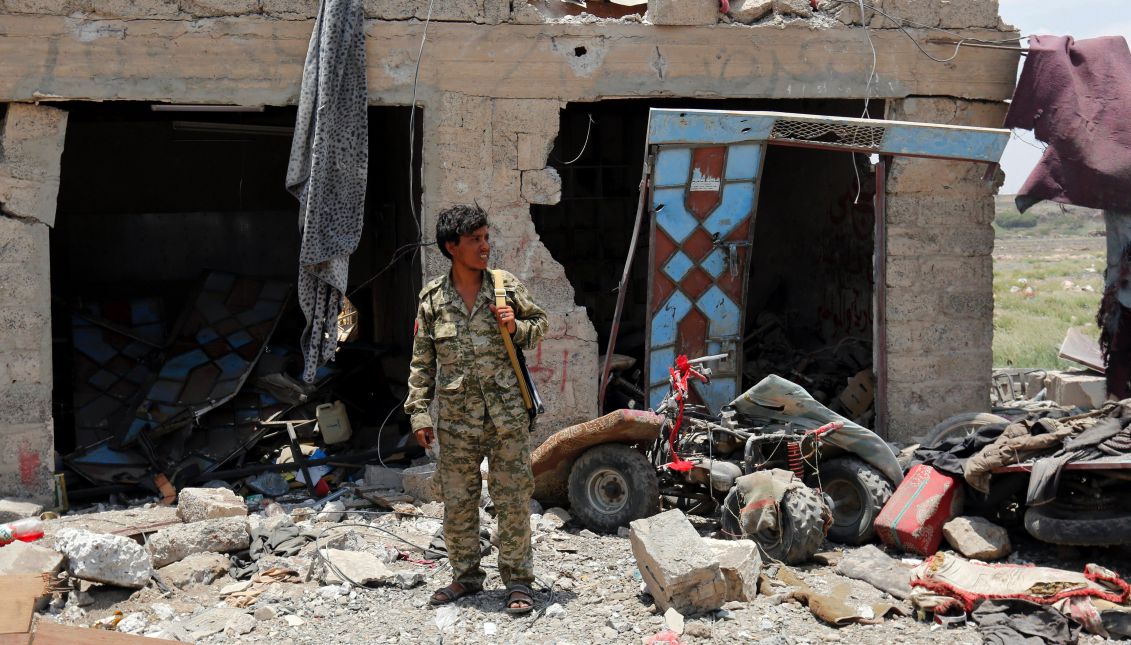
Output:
top-left (491, 269), bottom-right (534, 412)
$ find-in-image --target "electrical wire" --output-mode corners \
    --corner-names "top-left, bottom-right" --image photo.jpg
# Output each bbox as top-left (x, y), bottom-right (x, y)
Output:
top-left (406, 0), bottom-right (436, 238)
top-left (550, 114), bottom-right (595, 165)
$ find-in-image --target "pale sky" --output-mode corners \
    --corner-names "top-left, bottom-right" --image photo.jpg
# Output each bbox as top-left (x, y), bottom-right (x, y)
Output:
top-left (997, 0), bottom-right (1131, 194)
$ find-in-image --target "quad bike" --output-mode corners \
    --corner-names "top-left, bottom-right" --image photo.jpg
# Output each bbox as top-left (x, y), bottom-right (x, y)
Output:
top-left (531, 354), bottom-right (903, 563)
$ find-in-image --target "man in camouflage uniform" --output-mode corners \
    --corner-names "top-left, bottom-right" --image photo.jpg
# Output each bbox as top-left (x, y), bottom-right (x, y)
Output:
top-left (405, 205), bottom-right (548, 613)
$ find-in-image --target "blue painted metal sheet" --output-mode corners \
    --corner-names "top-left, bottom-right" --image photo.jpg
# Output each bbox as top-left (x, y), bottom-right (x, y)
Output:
top-left (647, 109), bottom-right (1010, 163)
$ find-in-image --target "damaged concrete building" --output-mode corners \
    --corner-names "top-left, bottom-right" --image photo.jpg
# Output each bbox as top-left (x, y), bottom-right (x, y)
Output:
top-left (0, 0), bottom-right (1018, 501)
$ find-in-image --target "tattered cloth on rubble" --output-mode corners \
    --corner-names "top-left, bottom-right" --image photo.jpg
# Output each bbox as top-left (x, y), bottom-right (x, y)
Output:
top-left (285, 0), bottom-right (368, 383)
top-left (962, 402), bottom-right (1131, 504)
top-left (910, 423), bottom-right (1006, 479)
top-left (835, 544), bottom-right (913, 600)
top-left (910, 552), bottom-right (1131, 638)
top-left (1004, 35), bottom-right (1131, 214)
top-left (769, 566), bottom-right (906, 627)
top-left (231, 523), bottom-right (317, 578)
top-left (729, 375), bottom-right (903, 485)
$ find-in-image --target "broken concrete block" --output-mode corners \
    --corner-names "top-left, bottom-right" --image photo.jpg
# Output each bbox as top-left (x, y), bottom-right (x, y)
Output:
top-left (224, 612), bottom-right (257, 637)
top-left (156, 551), bottom-right (232, 589)
top-left (663, 607), bottom-right (685, 635)
top-left (646, 0), bottom-right (718, 25)
top-left (517, 133), bottom-right (552, 171)
top-left (402, 464), bottom-right (439, 503)
top-left (317, 500), bottom-right (346, 523)
top-left (0, 539), bottom-right (64, 575)
top-left (540, 507), bottom-right (571, 530)
top-left (0, 498), bottom-right (43, 523)
top-left (363, 465), bottom-right (405, 490)
top-left (729, 0), bottom-right (772, 22)
top-left (521, 168), bottom-right (562, 205)
top-left (629, 509), bottom-right (727, 615)
top-left (320, 548), bottom-right (394, 585)
top-left (54, 528), bottom-right (154, 589)
top-left (177, 487), bottom-right (248, 524)
top-left (1047, 370), bottom-right (1107, 410)
top-left (146, 516), bottom-right (250, 568)
top-left (943, 516), bottom-right (1011, 561)
top-left (702, 538), bottom-right (763, 601)
top-left (773, 0), bottom-right (811, 17)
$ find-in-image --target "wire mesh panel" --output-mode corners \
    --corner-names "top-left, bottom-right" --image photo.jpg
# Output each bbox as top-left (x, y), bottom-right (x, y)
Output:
top-left (769, 119), bottom-right (886, 151)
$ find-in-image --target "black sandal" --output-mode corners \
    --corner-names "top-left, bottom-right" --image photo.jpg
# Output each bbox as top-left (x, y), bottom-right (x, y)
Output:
top-left (505, 584), bottom-right (534, 615)
top-left (430, 582), bottom-right (481, 606)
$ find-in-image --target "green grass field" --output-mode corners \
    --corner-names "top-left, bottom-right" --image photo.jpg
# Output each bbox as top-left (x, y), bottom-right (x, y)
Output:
top-left (992, 233), bottom-right (1106, 369)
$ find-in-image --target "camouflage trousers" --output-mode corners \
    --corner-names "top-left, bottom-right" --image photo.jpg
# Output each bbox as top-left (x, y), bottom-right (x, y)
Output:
top-left (436, 405), bottom-right (534, 588)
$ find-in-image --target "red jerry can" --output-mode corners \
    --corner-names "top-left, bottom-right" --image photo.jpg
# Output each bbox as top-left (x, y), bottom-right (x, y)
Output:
top-left (874, 464), bottom-right (963, 556)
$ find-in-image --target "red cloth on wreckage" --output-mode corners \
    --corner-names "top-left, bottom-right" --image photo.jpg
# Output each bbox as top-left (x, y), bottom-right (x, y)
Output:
top-left (1004, 34), bottom-right (1131, 214)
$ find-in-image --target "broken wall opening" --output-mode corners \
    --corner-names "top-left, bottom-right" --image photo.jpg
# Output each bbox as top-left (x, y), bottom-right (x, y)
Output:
top-left (533, 99), bottom-right (879, 416)
top-left (49, 103), bottom-right (423, 471)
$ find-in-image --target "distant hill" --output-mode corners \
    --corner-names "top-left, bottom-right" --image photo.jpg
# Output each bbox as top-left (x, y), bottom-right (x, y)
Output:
top-left (994, 195), bottom-right (1104, 238)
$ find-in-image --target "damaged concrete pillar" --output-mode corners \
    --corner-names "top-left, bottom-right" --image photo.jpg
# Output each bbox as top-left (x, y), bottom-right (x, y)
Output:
top-left (881, 97), bottom-right (1004, 442)
top-left (0, 103), bottom-right (67, 503)
top-left (421, 93), bottom-right (599, 444)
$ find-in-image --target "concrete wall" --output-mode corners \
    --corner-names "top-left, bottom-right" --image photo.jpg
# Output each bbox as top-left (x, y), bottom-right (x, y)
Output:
top-left (0, 0), bottom-right (1019, 495)
top-left (0, 103), bottom-right (67, 503)
top-left (882, 97), bottom-right (1006, 441)
top-left (422, 94), bottom-right (598, 443)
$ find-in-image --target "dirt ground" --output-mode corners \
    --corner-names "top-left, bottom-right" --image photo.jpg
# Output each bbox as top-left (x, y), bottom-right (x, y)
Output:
top-left (34, 499), bottom-right (1131, 644)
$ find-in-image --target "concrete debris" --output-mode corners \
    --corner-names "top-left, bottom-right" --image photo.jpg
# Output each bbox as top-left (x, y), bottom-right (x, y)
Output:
top-left (663, 607), bottom-right (685, 635)
top-left (363, 464), bottom-right (406, 490)
top-left (224, 611), bottom-right (257, 636)
top-left (545, 602), bottom-right (566, 618)
top-left (317, 499), bottom-right (346, 523)
top-left (167, 607), bottom-right (247, 641)
top-left (943, 516), bottom-right (1012, 561)
top-left (629, 509), bottom-right (727, 615)
top-left (177, 487), bottom-right (249, 523)
top-left (541, 506), bottom-right (572, 530)
top-left (254, 606), bottom-right (277, 621)
top-left (321, 548), bottom-right (395, 585)
top-left (54, 527), bottom-right (154, 589)
top-left (703, 538), bottom-right (763, 602)
top-left (146, 516), bottom-right (250, 567)
top-left (152, 604), bottom-right (176, 621)
top-left (729, 0), bottom-right (772, 22)
top-left (1047, 370), bottom-right (1107, 409)
top-left (156, 551), bottom-right (232, 588)
top-left (402, 464), bottom-right (439, 503)
top-left (0, 498), bottom-right (44, 523)
top-left (520, 167), bottom-right (562, 205)
top-left (117, 612), bottom-right (148, 634)
top-left (646, 0), bottom-right (719, 25)
top-left (773, 0), bottom-right (811, 17)
top-left (0, 539), bottom-right (64, 575)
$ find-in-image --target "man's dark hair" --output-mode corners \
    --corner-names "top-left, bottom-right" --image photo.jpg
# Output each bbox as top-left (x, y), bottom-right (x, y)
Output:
top-left (435, 204), bottom-right (489, 260)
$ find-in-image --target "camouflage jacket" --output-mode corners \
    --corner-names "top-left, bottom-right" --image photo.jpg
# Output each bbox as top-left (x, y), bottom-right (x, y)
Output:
top-left (405, 269), bottom-right (549, 433)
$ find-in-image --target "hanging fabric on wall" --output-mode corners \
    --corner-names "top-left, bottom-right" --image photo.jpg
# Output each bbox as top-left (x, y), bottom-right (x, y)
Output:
top-left (286, 0), bottom-right (369, 383)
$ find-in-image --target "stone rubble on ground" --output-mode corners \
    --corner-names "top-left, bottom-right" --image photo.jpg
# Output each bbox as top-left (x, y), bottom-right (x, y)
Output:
top-left (0, 498), bottom-right (44, 523)
top-left (0, 538), bottom-right (64, 575)
top-left (176, 487), bottom-right (248, 523)
top-left (54, 527), bottom-right (154, 589)
top-left (146, 515), bottom-right (250, 567)
top-left (629, 509), bottom-right (728, 615)
top-left (24, 480), bottom-right (1120, 645)
top-left (156, 551), bottom-right (232, 588)
top-left (943, 515), bottom-right (1012, 560)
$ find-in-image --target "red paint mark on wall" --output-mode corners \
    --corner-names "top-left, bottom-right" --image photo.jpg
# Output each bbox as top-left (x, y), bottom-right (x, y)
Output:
top-left (19, 442), bottom-right (40, 487)
top-left (560, 350), bottom-right (569, 393)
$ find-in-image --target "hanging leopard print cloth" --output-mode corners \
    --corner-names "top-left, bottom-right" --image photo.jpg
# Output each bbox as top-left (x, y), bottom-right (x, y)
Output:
top-left (286, 0), bottom-right (368, 383)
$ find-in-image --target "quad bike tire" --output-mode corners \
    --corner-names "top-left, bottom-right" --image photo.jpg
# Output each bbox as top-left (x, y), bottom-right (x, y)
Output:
top-left (720, 484), bottom-right (829, 564)
top-left (807, 457), bottom-right (893, 545)
top-left (922, 412), bottom-right (1010, 447)
top-left (567, 443), bottom-right (660, 533)
top-left (1024, 504), bottom-right (1131, 547)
